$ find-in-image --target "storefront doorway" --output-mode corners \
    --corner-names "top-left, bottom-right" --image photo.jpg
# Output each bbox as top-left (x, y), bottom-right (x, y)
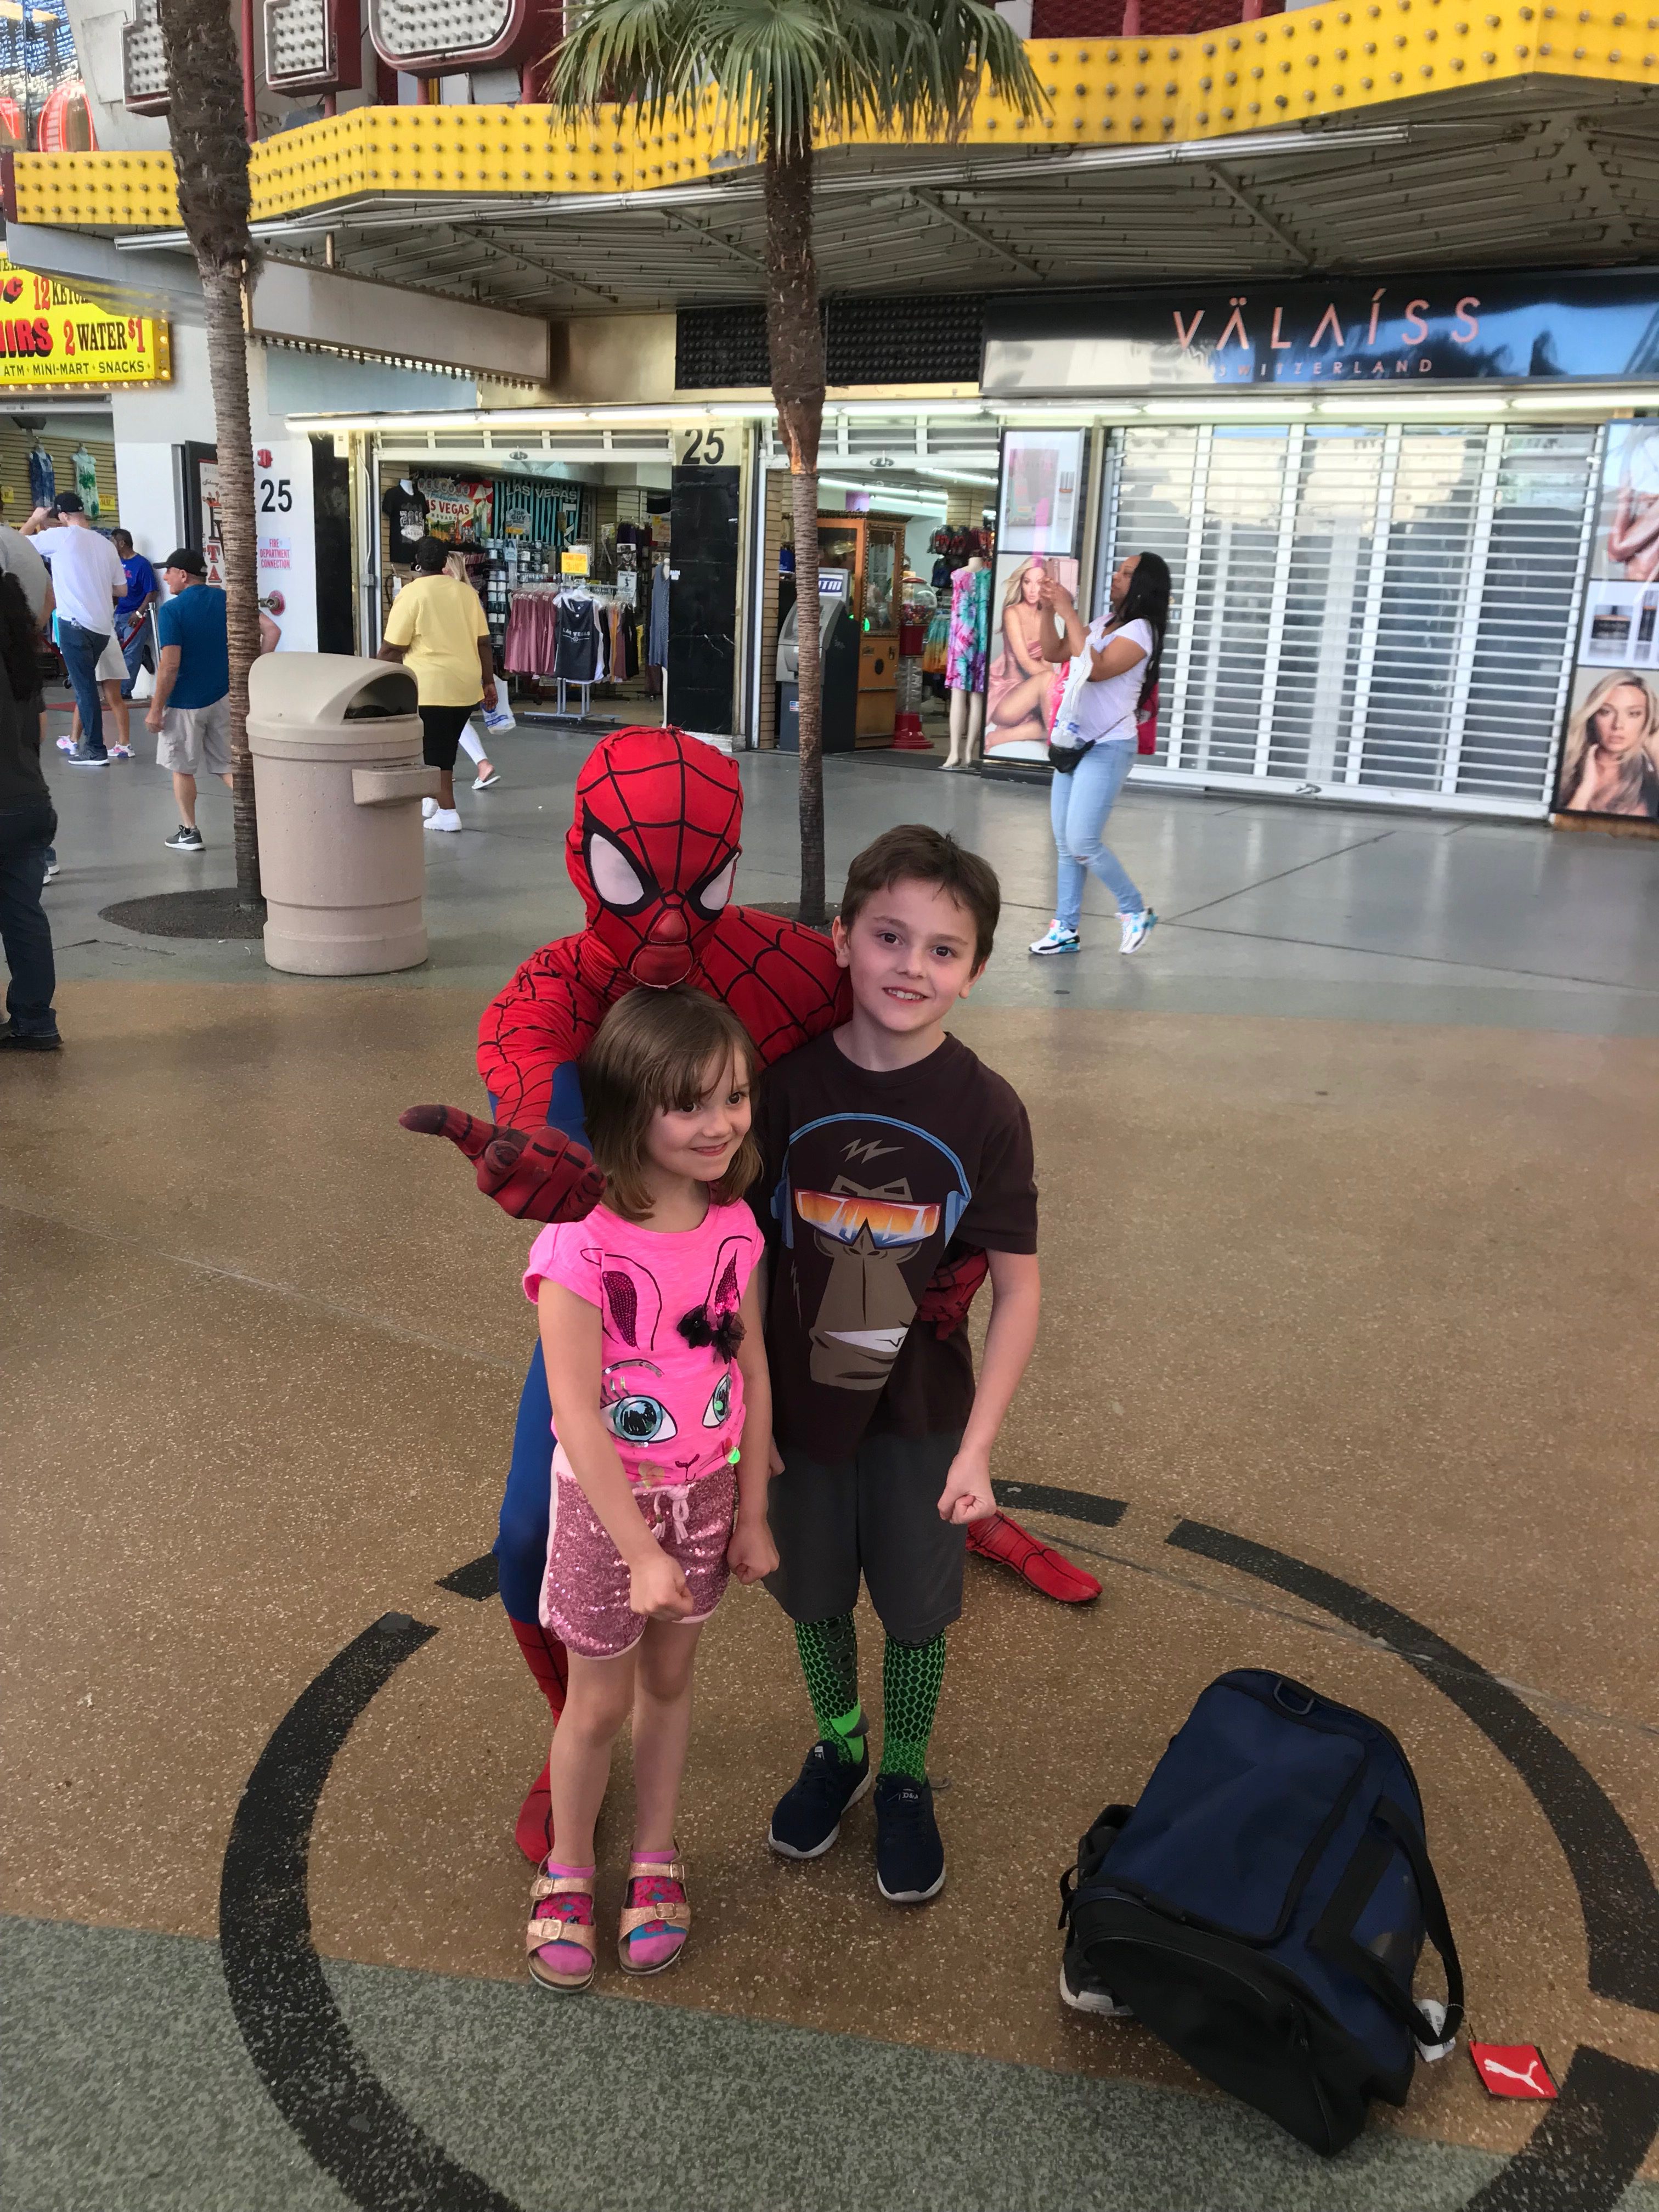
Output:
top-left (366, 419), bottom-right (763, 740)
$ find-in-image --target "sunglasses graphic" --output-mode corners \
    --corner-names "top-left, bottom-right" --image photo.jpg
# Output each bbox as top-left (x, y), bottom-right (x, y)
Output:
top-left (794, 1188), bottom-right (940, 1248)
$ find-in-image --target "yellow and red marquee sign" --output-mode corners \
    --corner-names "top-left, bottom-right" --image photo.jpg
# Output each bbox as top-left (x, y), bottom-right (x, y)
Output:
top-left (0, 252), bottom-right (170, 386)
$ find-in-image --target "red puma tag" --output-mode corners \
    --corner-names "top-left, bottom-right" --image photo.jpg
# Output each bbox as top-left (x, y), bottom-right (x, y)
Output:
top-left (1469, 2044), bottom-right (1558, 2100)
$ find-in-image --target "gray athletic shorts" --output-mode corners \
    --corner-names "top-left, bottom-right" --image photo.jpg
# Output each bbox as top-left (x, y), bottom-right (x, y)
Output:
top-left (155, 697), bottom-right (231, 777)
top-left (764, 1429), bottom-right (966, 1645)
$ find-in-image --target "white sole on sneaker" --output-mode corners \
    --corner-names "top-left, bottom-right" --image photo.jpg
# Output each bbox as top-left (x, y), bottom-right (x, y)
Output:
top-left (877, 1864), bottom-right (946, 1905)
top-left (1059, 1960), bottom-right (1135, 2017)
top-left (766, 1765), bottom-right (873, 1860)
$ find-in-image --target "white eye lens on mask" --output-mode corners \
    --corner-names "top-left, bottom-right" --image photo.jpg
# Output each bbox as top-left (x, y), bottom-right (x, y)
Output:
top-left (589, 835), bottom-right (646, 909)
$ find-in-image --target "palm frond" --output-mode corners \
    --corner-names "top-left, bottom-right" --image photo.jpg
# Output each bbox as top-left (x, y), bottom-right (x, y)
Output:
top-left (550, 0), bottom-right (1046, 157)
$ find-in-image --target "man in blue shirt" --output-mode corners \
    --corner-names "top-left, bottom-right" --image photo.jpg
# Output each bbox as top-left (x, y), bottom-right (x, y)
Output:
top-left (145, 546), bottom-right (278, 851)
top-left (111, 529), bottom-right (159, 699)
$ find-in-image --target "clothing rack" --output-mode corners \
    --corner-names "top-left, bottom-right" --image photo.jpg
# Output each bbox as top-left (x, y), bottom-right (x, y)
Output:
top-left (504, 580), bottom-right (626, 718)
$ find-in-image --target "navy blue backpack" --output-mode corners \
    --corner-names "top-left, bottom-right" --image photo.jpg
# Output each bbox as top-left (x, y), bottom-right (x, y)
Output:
top-left (1059, 1671), bottom-right (1464, 2155)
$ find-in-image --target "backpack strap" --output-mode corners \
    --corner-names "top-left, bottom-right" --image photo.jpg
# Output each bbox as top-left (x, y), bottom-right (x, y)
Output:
top-left (1058, 1804), bottom-right (1133, 1930)
top-left (1311, 1798), bottom-right (1465, 2056)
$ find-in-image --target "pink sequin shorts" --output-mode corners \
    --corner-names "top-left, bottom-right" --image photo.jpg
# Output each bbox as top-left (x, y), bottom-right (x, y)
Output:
top-left (539, 1451), bottom-right (737, 1660)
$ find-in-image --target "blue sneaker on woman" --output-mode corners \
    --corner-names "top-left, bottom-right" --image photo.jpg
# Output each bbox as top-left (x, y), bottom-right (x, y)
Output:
top-left (1029, 922), bottom-right (1080, 957)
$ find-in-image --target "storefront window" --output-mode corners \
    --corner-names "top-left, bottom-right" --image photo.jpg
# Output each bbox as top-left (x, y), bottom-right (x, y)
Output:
top-left (1107, 420), bottom-right (1598, 812)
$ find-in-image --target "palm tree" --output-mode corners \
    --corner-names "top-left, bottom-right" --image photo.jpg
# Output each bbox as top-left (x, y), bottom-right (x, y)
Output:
top-left (155, 0), bottom-right (264, 906)
top-left (552, 1), bottom-right (1042, 927)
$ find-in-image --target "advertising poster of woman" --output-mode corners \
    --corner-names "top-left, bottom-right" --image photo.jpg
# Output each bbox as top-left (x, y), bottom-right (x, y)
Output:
top-left (1556, 420), bottom-right (1659, 815)
top-left (1556, 669), bottom-right (1659, 818)
top-left (984, 552), bottom-right (1078, 761)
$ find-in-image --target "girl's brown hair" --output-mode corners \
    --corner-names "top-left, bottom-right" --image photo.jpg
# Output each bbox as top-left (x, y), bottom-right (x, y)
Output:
top-left (579, 986), bottom-right (760, 1222)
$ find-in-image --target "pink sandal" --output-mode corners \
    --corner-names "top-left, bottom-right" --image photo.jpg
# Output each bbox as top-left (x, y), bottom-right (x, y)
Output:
top-left (526, 1860), bottom-right (596, 1994)
top-left (618, 1851), bottom-right (691, 1977)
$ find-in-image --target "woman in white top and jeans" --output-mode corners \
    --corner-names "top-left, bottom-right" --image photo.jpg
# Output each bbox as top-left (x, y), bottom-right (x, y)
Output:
top-left (1030, 551), bottom-right (1170, 957)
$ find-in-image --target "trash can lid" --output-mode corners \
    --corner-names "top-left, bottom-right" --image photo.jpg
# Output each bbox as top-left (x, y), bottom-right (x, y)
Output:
top-left (249, 653), bottom-right (419, 727)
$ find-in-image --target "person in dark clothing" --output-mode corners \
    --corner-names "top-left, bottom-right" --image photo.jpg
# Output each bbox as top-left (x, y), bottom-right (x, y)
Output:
top-left (0, 571), bottom-right (60, 1049)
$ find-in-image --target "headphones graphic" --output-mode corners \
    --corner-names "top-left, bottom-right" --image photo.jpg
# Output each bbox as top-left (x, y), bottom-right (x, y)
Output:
top-left (771, 1113), bottom-right (971, 1251)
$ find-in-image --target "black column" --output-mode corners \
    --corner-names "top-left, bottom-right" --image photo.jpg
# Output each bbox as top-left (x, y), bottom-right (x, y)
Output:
top-left (667, 465), bottom-right (741, 736)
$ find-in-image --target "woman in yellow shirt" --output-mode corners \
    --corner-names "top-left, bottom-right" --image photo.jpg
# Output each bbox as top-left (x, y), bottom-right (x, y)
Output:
top-left (378, 535), bottom-right (498, 833)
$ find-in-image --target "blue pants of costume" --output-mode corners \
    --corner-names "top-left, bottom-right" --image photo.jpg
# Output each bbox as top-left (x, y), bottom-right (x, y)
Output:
top-left (496, 1337), bottom-right (556, 1623)
top-left (490, 1065), bottom-right (588, 1628)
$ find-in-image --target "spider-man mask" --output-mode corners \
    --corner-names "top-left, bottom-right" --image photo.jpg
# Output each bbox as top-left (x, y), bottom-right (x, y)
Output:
top-left (566, 727), bottom-right (742, 989)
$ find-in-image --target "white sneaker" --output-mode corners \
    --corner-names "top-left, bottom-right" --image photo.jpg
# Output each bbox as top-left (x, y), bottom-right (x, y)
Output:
top-left (425, 808), bottom-right (462, 833)
top-left (1029, 922), bottom-right (1081, 957)
top-left (472, 765), bottom-right (501, 789)
top-left (421, 794), bottom-right (437, 820)
top-left (1119, 910), bottom-right (1156, 955)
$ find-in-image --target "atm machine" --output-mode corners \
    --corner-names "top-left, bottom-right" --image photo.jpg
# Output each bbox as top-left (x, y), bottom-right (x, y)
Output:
top-left (775, 567), bottom-right (860, 753)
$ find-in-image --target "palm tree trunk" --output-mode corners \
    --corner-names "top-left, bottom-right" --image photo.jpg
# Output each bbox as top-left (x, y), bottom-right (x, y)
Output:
top-left (156, 0), bottom-right (263, 907)
top-left (199, 261), bottom-right (262, 906)
top-left (763, 129), bottom-right (826, 928)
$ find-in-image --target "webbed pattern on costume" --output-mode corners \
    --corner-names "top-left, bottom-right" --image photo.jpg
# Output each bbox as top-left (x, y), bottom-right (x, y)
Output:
top-left (477, 906), bottom-right (848, 1131)
top-left (477, 725), bottom-right (847, 1128)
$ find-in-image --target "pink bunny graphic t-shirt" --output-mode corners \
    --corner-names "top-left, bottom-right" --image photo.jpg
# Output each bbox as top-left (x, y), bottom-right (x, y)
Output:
top-left (523, 1199), bottom-right (761, 1489)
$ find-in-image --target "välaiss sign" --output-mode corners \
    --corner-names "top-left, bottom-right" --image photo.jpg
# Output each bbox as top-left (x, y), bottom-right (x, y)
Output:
top-left (981, 268), bottom-right (1659, 392)
top-left (0, 252), bottom-right (171, 386)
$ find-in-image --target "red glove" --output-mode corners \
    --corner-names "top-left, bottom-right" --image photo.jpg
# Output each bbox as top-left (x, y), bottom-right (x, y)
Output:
top-left (400, 1104), bottom-right (605, 1223)
top-left (916, 1245), bottom-right (989, 1339)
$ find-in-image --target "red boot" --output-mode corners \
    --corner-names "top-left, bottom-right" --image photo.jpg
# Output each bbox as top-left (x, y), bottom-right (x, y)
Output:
top-left (515, 1756), bottom-right (554, 1865)
top-left (509, 1617), bottom-right (569, 1862)
top-left (966, 1510), bottom-right (1102, 1604)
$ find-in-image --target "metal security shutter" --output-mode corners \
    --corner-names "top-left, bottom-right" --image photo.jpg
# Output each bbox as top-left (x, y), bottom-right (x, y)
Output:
top-left (1106, 419), bottom-right (1598, 815)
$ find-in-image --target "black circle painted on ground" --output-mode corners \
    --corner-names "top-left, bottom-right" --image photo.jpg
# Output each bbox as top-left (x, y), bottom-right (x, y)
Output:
top-left (218, 1515), bottom-right (1659, 2212)
top-left (100, 887), bottom-right (266, 938)
top-left (219, 1611), bottom-right (523, 2212)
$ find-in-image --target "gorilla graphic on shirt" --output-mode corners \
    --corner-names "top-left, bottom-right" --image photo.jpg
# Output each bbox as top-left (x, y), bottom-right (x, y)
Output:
top-left (774, 1114), bottom-right (970, 1395)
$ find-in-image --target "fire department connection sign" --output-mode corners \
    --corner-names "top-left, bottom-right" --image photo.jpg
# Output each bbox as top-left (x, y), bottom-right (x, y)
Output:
top-left (0, 252), bottom-right (170, 385)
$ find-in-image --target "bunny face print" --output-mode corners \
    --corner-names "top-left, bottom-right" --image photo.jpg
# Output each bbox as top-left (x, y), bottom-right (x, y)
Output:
top-left (523, 1200), bottom-right (762, 1488)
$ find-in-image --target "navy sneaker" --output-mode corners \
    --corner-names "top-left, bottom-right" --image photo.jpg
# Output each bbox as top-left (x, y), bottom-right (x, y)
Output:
top-left (65, 744), bottom-right (108, 766)
top-left (768, 1740), bottom-right (871, 1860)
top-left (873, 1774), bottom-right (946, 1903)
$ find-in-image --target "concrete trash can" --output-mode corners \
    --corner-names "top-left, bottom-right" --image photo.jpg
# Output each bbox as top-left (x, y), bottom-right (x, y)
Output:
top-left (247, 654), bottom-right (439, 975)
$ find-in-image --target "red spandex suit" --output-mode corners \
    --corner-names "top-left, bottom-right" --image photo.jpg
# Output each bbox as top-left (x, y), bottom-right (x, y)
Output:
top-left (404, 727), bottom-right (1099, 1860)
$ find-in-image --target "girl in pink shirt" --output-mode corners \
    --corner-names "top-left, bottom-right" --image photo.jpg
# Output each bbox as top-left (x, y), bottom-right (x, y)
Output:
top-left (521, 987), bottom-right (776, 1994)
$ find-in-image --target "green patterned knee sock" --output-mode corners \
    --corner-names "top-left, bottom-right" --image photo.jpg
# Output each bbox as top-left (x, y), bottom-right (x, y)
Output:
top-left (881, 1633), bottom-right (947, 1781)
top-left (794, 1615), bottom-right (865, 1765)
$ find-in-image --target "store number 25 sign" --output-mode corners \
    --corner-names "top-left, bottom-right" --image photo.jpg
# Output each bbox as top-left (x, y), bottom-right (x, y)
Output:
top-left (673, 425), bottom-right (740, 467)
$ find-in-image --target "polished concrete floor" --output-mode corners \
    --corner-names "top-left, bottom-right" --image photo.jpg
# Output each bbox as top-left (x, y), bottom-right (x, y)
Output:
top-left (4, 719), bottom-right (1658, 2210)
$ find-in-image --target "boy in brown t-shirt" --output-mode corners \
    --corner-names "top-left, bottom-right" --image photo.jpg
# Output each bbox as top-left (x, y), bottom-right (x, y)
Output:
top-left (755, 825), bottom-right (1041, 1904)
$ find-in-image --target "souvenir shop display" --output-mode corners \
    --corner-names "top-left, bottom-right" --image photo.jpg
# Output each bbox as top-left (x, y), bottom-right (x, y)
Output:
top-left (381, 477), bottom-right (430, 560)
top-left (943, 556), bottom-right (991, 772)
top-left (379, 468), bottom-right (668, 726)
top-left (928, 523), bottom-right (994, 594)
top-left (502, 578), bottom-right (642, 720)
top-left (647, 555), bottom-right (670, 695)
top-left (893, 578), bottom-right (937, 750)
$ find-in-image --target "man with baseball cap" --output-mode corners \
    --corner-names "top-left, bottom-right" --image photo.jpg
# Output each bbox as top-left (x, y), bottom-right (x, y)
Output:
top-left (146, 548), bottom-right (229, 851)
top-left (146, 548), bottom-right (279, 851)
top-left (19, 492), bottom-right (125, 765)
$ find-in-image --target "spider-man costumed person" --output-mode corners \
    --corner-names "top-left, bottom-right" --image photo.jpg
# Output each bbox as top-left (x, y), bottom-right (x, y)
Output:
top-left (404, 727), bottom-right (1098, 1860)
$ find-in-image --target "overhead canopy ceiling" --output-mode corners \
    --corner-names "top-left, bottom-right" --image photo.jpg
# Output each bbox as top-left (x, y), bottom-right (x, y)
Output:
top-left (159, 86), bottom-right (1659, 319)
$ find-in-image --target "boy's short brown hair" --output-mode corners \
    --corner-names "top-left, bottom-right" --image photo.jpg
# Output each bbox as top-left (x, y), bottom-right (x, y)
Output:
top-left (580, 986), bottom-right (760, 1222)
top-left (839, 824), bottom-right (1001, 969)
